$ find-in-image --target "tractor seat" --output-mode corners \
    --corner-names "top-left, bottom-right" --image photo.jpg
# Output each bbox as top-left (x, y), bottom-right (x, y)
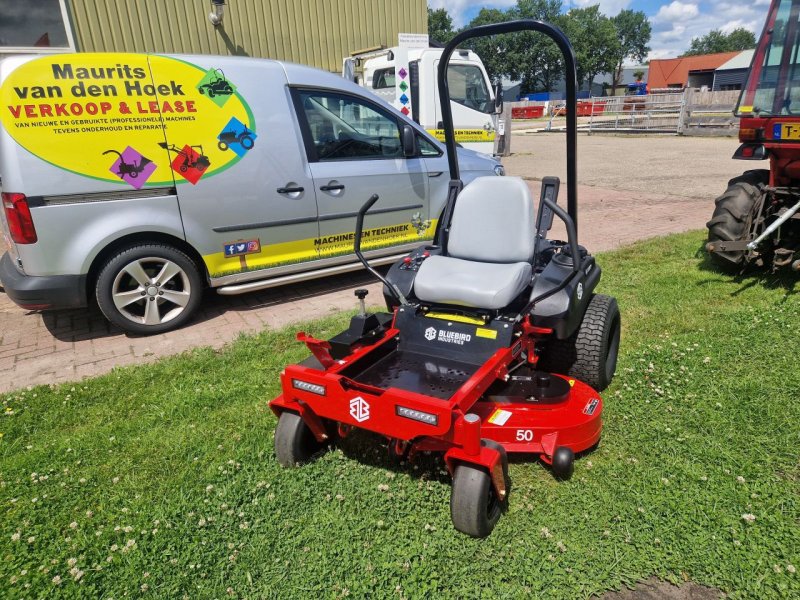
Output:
top-left (413, 176), bottom-right (535, 310)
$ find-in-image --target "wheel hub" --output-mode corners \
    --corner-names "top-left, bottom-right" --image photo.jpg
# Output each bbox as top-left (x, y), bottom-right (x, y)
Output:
top-left (146, 285), bottom-right (158, 297)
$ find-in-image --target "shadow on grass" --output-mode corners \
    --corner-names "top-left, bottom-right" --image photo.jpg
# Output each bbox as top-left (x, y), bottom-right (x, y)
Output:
top-left (694, 243), bottom-right (798, 299)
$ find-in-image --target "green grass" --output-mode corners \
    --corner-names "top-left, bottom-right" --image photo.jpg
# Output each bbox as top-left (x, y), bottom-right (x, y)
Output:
top-left (1, 231), bottom-right (799, 599)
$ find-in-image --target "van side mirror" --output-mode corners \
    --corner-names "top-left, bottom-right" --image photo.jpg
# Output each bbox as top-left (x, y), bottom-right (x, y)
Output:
top-left (494, 82), bottom-right (504, 114)
top-left (401, 125), bottom-right (418, 157)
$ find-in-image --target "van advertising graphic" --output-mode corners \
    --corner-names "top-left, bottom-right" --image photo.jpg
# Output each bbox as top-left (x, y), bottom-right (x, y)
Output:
top-left (0, 53), bottom-right (256, 188)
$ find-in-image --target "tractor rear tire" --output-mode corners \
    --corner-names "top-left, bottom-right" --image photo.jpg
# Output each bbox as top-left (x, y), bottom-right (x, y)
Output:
top-left (706, 169), bottom-right (768, 269)
top-left (274, 412), bottom-right (324, 467)
top-left (538, 294), bottom-right (621, 392)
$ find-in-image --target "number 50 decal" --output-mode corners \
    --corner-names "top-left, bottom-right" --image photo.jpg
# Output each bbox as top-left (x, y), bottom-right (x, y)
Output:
top-left (516, 430), bottom-right (534, 442)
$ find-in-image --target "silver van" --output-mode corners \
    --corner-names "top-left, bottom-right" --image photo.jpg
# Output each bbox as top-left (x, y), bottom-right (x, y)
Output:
top-left (0, 53), bottom-right (502, 334)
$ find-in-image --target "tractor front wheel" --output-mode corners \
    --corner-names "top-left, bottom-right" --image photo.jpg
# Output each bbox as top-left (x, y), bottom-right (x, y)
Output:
top-left (450, 440), bottom-right (508, 538)
top-left (706, 169), bottom-right (768, 269)
top-left (274, 412), bottom-right (324, 467)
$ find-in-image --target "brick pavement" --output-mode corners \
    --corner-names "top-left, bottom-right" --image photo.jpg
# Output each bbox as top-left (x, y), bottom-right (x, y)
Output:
top-left (0, 134), bottom-right (744, 393)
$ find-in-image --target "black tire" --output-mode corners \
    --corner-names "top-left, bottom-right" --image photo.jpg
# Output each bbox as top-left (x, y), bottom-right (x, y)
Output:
top-left (240, 134), bottom-right (255, 150)
top-left (551, 446), bottom-right (575, 480)
top-left (706, 170), bottom-right (768, 269)
top-left (538, 294), bottom-right (621, 392)
top-left (274, 412), bottom-right (324, 467)
top-left (95, 243), bottom-right (203, 335)
top-left (450, 440), bottom-right (508, 538)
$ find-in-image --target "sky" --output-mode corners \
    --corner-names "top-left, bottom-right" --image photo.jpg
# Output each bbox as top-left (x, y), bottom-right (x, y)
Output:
top-left (426, 0), bottom-right (772, 61)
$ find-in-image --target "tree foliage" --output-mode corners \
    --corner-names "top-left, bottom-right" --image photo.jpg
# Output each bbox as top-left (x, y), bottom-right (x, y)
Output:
top-left (559, 5), bottom-right (620, 91)
top-left (427, 7), bottom-right (455, 44)
top-left (681, 28), bottom-right (756, 56)
top-left (610, 10), bottom-right (651, 93)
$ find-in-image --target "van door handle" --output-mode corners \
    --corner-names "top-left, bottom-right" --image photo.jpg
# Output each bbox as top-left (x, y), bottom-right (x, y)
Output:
top-left (428, 172), bottom-right (443, 177)
top-left (320, 184), bottom-right (345, 191)
top-left (277, 186), bottom-right (304, 194)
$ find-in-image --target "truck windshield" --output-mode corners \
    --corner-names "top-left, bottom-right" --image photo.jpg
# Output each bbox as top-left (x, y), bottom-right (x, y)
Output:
top-left (738, 0), bottom-right (800, 116)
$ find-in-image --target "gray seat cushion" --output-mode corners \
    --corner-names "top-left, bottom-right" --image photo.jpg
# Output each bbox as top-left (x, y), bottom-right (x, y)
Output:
top-left (413, 255), bottom-right (532, 310)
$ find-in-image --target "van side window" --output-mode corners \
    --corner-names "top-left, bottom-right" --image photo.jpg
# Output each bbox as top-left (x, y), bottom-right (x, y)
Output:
top-left (295, 90), bottom-right (402, 161)
top-left (372, 68), bottom-right (395, 89)
top-left (417, 135), bottom-right (441, 157)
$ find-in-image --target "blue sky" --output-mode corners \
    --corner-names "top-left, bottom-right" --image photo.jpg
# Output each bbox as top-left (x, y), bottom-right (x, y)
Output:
top-left (427, 0), bottom-right (772, 60)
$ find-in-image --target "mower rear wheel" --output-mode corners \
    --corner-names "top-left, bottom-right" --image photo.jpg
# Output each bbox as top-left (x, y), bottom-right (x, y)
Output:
top-left (706, 169), bottom-right (768, 269)
top-left (274, 412), bottom-right (324, 467)
top-left (450, 441), bottom-right (508, 538)
top-left (538, 294), bottom-right (621, 392)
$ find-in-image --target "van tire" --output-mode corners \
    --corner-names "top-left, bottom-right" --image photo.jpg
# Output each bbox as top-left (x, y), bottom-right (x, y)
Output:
top-left (96, 243), bottom-right (203, 335)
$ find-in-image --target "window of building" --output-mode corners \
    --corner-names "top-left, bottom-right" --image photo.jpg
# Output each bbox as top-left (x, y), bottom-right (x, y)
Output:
top-left (0, 0), bottom-right (75, 52)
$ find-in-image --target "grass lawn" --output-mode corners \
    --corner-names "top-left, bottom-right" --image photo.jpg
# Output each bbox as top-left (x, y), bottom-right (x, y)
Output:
top-left (1, 231), bottom-right (799, 599)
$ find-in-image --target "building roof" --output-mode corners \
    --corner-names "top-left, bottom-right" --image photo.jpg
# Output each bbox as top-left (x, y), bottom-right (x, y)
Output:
top-left (717, 49), bottom-right (755, 71)
top-left (647, 52), bottom-right (741, 88)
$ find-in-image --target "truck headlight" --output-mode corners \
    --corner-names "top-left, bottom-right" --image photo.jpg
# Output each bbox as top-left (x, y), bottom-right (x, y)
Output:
top-left (494, 164), bottom-right (505, 176)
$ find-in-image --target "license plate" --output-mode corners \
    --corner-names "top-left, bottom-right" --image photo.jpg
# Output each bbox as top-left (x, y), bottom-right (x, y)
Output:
top-left (774, 123), bottom-right (800, 139)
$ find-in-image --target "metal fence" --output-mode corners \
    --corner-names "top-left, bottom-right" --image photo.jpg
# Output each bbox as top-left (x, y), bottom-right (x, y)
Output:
top-left (529, 90), bottom-right (739, 135)
top-left (586, 93), bottom-right (685, 133)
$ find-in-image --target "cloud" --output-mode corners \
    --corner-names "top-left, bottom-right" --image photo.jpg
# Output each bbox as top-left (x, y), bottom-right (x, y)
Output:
top-left (719, 19), bottom-right (755, 34)
top-left (654, 1), bottom-right (700, 23)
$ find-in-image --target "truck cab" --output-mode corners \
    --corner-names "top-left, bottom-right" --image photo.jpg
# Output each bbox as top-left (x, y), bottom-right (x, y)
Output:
top-left (344, 47), bottom-right (498, 154)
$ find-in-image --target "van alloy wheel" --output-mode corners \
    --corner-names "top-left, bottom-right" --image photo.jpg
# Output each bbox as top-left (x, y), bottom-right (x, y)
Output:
top-left (111, 257), bottom-right (191, 326)
top-left (96, 244), bottom-right (203, 334)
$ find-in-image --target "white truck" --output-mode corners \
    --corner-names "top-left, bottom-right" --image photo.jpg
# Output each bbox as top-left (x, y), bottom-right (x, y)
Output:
top-left (343, 44), bottom-right (500, 155)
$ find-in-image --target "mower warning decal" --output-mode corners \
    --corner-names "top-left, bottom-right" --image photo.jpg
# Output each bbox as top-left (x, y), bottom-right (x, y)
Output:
top-left (488, 409), bottom-right (512, 426)
top-left (0, 53), bottom-right (256, 187)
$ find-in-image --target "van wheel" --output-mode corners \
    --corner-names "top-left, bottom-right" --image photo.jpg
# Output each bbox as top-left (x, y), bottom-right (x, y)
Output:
top-left (96, 244), bottom-right (203, 335)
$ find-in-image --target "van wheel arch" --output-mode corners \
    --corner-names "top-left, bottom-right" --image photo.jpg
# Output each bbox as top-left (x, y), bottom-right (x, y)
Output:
top-left (86, 233), bottom-right (207, 305)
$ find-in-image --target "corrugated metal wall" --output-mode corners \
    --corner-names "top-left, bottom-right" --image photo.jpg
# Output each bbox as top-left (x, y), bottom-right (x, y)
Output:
top-left (66, 0), bottom-right (427, 72)
top-left (712, 69), bottom-right (747, 91)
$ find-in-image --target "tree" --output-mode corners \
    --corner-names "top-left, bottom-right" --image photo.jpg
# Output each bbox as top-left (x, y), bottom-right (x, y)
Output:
top-left (508, 0), bottom-right (564, 93)
top-left (427, 7), bottom-right (455, 44)
top-left (609, 10), bottom-right (651, 94)
top-left (559, 6), bottom-right (621, 92)
top-left (681, 28), bottom-right (756, 56)
top-left (463, 7), bottom-right (514, 85)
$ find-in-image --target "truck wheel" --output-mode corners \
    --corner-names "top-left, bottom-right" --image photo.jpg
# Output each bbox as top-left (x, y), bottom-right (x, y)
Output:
top-left (538, 294), bottom-right (621, 392)
top-left (96, 243), bottom-right (203, 335)
top-left (218, 140), bottom-right (229, 151)
top-left (240, 135), bottom-right (255, 150)
top-left (706, 170), bottom-right (768, 269)
top-left (274, 411), bottom-right (324, 467)
top-left (450, 462), bottom-right (503, 538)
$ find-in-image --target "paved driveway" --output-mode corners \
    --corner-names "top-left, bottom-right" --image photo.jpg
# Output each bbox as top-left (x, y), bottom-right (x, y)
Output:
top-left (0, 133), bottom-right (744, 392)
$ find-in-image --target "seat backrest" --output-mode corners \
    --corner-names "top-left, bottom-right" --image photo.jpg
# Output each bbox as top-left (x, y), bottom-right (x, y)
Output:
top-left (447, 176), bottom-right (535, 263)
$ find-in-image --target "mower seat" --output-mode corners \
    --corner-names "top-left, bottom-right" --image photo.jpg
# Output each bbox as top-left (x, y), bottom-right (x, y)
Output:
top-left (413, 176), bottom-right (535, 310)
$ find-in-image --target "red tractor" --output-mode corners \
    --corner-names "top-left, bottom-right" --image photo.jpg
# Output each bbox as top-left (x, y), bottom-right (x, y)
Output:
top-left (707, 0), bottom-right (800, 271)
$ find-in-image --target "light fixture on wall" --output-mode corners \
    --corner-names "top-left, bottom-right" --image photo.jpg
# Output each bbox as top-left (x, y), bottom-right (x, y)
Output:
top-left (209, 0), bottom-right (226, 26)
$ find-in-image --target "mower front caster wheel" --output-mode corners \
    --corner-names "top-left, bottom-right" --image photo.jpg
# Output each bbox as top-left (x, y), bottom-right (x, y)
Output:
top-left (450, 441), bottom-right (509, 538)
top-left (551, 446), bottom-right (575, 480)
top-left (274, 412), bottom-right (324, 467)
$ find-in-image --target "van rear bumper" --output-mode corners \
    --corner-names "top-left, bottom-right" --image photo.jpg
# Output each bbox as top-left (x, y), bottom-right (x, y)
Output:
top-left (0, 253), bottom-right (87, 310)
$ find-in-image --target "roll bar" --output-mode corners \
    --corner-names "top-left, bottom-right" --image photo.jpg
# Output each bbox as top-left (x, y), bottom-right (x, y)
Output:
top-left (437, 19), bottom-right (579, 232)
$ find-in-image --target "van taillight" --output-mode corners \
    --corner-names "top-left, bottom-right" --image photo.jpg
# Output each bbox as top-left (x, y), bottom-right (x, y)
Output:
top-left (2, 192), bottom-right (37, 244)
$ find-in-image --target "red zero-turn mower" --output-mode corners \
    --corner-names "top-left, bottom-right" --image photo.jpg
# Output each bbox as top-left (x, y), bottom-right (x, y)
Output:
top-left (270, 20), bottom-right (621, 537)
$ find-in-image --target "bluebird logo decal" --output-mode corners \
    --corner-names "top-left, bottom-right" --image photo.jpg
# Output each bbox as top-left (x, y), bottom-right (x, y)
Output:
top-left (349, 396), bottom-right (370, 423)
